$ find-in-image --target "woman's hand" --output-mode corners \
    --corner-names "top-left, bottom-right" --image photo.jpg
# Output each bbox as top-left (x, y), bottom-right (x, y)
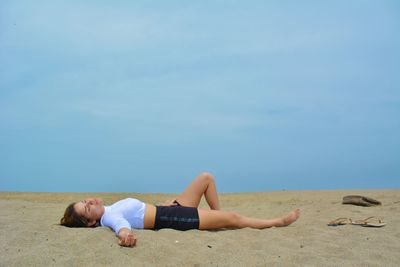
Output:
top-left (159, 199), bottom-right (178, 207)
top-left (118, 228), bottom-right (137, 247)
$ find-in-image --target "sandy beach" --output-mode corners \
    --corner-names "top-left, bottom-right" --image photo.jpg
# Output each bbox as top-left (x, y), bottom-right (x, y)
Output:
top-left (0, 189), bottom-right (399, 266)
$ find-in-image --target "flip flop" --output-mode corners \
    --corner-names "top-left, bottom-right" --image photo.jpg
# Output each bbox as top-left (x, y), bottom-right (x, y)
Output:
top-left (342, 195), bottom-right (381, 207)
top-left (327, 217), bottom-right (353, 226)
top-left (352, 216), bottom-right (386, 227)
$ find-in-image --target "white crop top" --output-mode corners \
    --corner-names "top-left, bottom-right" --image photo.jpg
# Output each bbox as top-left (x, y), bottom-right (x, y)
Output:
top-left (100, 198), bottom-right (146, 234)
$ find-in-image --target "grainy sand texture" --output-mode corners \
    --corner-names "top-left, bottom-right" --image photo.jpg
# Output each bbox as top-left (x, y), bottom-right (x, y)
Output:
top-left (1, 190), bottom-right (399, 266)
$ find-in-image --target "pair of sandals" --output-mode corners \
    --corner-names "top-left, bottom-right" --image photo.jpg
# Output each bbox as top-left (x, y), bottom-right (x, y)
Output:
top-left (328, 216), bottom-right (386, 227)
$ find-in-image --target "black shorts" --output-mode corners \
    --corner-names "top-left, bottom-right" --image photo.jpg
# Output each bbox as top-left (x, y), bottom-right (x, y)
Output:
top-left (154, 205), bottom-right (200, 231)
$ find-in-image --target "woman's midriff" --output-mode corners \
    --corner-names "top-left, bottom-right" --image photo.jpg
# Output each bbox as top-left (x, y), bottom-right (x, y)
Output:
top-left (144, 203), bottom-right (156, 229)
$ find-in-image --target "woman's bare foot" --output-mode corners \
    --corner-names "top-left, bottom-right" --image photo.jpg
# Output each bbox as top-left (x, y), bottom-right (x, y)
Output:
top-left (277, 208), bottom-right (300, 227)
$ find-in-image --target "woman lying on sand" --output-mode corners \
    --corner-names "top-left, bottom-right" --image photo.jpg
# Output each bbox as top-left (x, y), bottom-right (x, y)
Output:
top-left (60, 172), bottom-right (300, 247)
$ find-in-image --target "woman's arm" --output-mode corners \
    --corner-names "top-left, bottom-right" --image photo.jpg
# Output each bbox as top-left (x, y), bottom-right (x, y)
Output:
top-left (117, 228), bottom-right (137, 247)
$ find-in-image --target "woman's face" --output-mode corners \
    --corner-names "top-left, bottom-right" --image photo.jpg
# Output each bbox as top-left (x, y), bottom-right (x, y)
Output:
top-left (74, 198), bottom-right (105, 226)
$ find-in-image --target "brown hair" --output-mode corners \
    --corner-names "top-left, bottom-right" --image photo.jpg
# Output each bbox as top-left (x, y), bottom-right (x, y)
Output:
top-left (60, 202), bottom-right (88, 227)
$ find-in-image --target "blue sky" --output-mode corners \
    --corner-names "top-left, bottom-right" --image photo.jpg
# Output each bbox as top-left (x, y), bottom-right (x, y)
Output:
top-left (1, 1), bottom-right (399, 193)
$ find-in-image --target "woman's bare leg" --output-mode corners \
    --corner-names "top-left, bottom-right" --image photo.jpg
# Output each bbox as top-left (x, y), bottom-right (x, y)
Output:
top-left (198, 208), bottom-right (300, 230)
top-left (174, 172), bottom-right (220, 210)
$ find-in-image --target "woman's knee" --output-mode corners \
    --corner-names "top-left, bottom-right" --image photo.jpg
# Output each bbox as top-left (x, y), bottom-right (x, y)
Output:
top-left (200, 172), bottom-right (215, 183)
top-left (227, 211), bottom-right (243, 228)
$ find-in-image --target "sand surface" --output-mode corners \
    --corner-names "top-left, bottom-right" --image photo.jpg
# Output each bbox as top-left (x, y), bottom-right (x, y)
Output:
top-left (1, 190), bottom-right (399, 266)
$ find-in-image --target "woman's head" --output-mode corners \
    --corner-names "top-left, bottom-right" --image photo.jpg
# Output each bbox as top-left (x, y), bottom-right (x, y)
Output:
top-left (60, 198), bottom-right (105, 227)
